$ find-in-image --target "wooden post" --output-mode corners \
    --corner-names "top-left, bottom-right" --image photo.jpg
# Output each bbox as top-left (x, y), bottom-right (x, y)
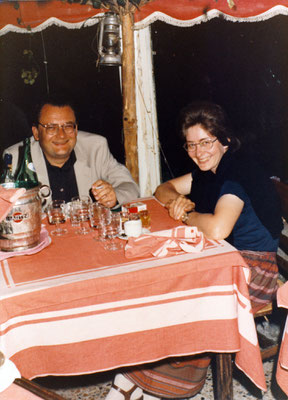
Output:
top-left (214, 353), bottom-right (233, 400)
top-left (121, 10), bottom-right (139, 184)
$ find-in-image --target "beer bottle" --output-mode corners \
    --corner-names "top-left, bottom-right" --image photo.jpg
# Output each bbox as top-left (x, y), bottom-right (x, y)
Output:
top-left (15, 138), bottom-right (39, 189)
top-left (0, 153), bottom-right (16, 188)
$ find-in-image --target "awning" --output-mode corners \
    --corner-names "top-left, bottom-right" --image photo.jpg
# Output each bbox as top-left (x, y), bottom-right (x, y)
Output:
top-left (1, 0), bottom-right (288, 36)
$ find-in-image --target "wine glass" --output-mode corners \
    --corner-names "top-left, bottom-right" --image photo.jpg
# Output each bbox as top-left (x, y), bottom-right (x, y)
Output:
top-left (47, 200), bottom-right (67, 236)
top-left (104, 212), bottom-right (123, 250)
top-left (72, 199), bottom-right (91, 235)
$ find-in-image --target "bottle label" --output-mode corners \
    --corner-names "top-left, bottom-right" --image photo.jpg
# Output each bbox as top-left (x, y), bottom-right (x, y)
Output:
top-left (28, 162), bottom-right (37, 173)
top-left (0, 203), bottom-right (41, 235)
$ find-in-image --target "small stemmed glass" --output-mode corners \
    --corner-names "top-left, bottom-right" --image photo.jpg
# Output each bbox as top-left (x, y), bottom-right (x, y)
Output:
top-left (47, 200), bottom-right (67, 236)
top-left (104, 213), bottom-right (123, 250)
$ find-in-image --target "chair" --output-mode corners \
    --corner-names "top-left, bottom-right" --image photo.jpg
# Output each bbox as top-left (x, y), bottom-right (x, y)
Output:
top-left (0, 350), bottom-right (64, 400)
top-left (214, 178), bottom-right (288, 400)
top-left (14, 378), bottom-right (65, 400)
top-left (273, 179), bottom-right (288, 278)
top-left (0, 378), bottom-right (65, 400)
top-left (214, 290), bottom-right (281, 400)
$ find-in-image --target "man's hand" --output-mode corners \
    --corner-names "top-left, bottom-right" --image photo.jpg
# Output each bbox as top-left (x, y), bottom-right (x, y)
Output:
top-left (165, 195), bottom-right (195, 221)
top-left (91, 180), bottom-right (117, 208)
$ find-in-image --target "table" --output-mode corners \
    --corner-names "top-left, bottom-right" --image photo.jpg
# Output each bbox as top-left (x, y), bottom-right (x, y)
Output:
top-left (276, 281), bottom-right (288, 395)
top-left (0, 197), bottom-right (266, 394)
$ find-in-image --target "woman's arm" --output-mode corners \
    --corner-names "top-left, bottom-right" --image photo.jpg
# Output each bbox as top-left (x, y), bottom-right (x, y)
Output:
top-left (155, 174), bottom-right (195, 219)
top-left (155, 174), bottom-right (192, 202)
top-left (186, 194), bottom-right (244, 240)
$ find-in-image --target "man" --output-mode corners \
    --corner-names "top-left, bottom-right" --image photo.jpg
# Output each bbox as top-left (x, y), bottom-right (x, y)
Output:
top-left (4, 96), bottom-right (139, 207)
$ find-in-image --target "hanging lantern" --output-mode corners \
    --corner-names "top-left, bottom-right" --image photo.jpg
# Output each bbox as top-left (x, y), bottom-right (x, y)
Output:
top-left (98, 12), bottom-right (121, 66)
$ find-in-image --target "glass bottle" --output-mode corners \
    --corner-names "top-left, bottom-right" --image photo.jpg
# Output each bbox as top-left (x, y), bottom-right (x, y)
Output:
top-left (0, 153), bottom-right (16, 188)
top-left (15, 137), bottom-right (39, 189)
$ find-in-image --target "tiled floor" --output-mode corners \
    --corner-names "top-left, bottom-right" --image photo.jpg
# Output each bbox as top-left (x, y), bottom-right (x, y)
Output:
top-left (35, 356), bottom-right (288, 400)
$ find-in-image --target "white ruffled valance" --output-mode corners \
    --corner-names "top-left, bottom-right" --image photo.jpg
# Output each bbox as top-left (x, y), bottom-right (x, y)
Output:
top-left (133, 5), bottom-right (288, 30)
top-left (0, 14), bottom-right (104, 36)
top-left (1, 4), bottom-right (288, 36)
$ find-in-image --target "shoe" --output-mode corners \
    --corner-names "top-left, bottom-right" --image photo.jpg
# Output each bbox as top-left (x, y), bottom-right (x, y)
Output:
top-left (112, 382), bottom-right (144, 400)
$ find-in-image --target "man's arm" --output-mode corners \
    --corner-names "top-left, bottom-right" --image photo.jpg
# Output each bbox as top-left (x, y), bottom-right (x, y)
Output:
top-left (76, 132), bottom-right (139, 206)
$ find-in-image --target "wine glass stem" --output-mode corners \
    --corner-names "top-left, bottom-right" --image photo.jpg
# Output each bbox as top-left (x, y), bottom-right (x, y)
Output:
top-left (80, 220), bottom-right (86, 233)
top-left (55, 221), bottom-right (61, 233)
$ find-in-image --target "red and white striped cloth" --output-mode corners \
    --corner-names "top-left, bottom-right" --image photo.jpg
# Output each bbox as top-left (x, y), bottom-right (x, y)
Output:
top-left (0, 198), bottom-right (266, 391)
top-left (276, 281), bottom-right (288, 395)
top-left (0, 187), bottom-right (26, 222)
top-left (125, 226), bottom-right (204, 258)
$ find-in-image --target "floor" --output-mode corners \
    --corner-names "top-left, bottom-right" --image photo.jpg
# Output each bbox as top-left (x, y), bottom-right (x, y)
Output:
top-left (34, 354), bottom-right (288, 400)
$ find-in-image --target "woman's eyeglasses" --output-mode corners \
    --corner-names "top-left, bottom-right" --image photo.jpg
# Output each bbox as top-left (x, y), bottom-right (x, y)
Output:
top-left (183, 138), bottom-right (217, 153)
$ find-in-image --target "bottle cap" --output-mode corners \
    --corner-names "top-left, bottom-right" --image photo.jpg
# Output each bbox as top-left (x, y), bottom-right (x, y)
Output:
top-left (4, 153), bottom-right (12, 165)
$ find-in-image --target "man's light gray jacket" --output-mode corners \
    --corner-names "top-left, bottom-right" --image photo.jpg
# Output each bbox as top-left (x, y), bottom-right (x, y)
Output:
top-left (5, 131), bottom-right (139, 205)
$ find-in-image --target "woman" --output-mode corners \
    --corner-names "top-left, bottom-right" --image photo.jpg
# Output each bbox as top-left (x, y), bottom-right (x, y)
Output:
top-left (106, 101), bottom-right (283, 400)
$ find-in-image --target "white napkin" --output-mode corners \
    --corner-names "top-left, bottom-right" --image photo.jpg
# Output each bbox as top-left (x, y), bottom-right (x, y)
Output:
top-left (0, 227), bottom-right (51, 261)
top-left (125, 226), bottom-right (204, 258)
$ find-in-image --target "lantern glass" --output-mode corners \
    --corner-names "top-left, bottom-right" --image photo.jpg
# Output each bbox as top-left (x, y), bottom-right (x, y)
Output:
top-left (98, 12), bottom-right (122, 66)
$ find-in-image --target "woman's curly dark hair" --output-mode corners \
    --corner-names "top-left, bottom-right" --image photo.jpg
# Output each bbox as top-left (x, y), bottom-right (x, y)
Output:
top-left (179, 101), bottom-right (241, 152)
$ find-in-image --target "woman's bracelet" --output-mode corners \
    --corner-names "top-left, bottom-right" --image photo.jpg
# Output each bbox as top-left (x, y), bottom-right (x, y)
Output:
top-left (181, 210), bottom-right (194, 224)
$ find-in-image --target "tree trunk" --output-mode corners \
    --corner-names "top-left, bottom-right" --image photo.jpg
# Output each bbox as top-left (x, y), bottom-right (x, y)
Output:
top-left (121, 11), bottom-right (139, 184)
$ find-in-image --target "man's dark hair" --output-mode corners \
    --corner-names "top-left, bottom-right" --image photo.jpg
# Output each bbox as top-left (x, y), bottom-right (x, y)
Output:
top-left (33, 94), bottom-right (78, 124)
top-left (179, 101), bottom-right (241, 152)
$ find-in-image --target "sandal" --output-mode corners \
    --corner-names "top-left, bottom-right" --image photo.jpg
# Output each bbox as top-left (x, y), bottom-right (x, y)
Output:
top-left (112, 382), bottom-right (144, 400)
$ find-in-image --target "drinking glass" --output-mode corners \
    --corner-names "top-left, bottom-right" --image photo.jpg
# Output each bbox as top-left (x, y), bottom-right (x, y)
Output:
top-left (72, 198), bottom-right (91, 235)
top-left (89, 203), bottom-right (105, 229)
top-left (104, 213), bottom-right (122, 250)
top-left (70, 196), bottom-right (91, 228)
top-left (139, 210), bottom-right (151, 231)
top-left (96, 207), bottom-right (112, 241)
top-left (47, 200), bottom-right (67, 236)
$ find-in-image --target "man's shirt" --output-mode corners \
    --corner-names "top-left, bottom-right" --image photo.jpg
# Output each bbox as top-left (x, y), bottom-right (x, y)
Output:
top-left (45, 151), bottom-right (79, 202)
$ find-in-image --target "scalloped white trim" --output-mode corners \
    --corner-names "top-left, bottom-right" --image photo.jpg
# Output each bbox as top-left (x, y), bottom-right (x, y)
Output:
top-left (0, 13), bottom-right (104, 36)
top-left (134, 5), bottom-right (288, 30)
top-left (1, 5), bottom-right (288, 36)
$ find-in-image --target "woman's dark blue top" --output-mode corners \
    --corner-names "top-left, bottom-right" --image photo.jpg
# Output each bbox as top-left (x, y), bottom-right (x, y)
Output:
top-left (189, 150), bottom-right (283, 252)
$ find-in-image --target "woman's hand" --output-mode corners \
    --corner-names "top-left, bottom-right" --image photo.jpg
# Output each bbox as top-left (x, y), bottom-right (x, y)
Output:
top-left (165, 195), bottom-right (195, 221)
top-left (91, 180), bottom-right (117, 208)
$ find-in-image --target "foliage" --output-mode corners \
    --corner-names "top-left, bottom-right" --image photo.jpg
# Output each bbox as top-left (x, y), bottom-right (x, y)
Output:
top-left (21, 49), bottom-right (39, 85)
top-left (66, 0), bottom-right (153, 13)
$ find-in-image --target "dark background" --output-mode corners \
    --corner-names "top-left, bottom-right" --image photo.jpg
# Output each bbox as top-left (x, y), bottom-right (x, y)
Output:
top-left (0, 15), bottom-right (287, 180)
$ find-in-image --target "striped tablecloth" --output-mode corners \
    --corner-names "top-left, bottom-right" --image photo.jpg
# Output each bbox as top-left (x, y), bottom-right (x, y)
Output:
top-left (276, 281), bottom-right (288, 395)
top-left (0, 198), bottom-right (266, 391)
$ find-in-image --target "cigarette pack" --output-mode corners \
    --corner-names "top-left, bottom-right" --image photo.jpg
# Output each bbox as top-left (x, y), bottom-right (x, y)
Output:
top-left (122, 202), bottom-right (147, 213)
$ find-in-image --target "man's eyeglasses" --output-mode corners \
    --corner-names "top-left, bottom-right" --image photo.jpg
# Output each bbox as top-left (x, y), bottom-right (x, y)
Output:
top-left (183, 138), bottom-right (217, 153)
top-left (38, 122), bottom-right (77, 136)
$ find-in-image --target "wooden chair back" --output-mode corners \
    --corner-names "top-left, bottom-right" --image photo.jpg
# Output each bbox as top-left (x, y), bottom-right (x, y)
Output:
top-left (0, 378), bottom-right (65, 400)
top-left (273, 179), bottom-right (288, 223)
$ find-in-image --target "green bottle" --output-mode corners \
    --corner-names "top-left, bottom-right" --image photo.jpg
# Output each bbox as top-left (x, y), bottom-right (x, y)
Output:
top-left (0, 153), bottom-right (16, 188)
top-left (15, 138), bottom-right (39, 189)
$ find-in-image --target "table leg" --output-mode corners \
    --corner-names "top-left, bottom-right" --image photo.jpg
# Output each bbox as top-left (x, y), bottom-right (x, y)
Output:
top-left (214, 353), bottom-right (233, 400)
